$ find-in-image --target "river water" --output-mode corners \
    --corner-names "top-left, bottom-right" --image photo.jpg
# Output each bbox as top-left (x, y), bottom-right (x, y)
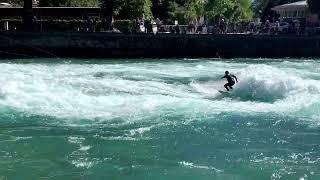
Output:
top-left (0, 58), bottom-right (319, 179)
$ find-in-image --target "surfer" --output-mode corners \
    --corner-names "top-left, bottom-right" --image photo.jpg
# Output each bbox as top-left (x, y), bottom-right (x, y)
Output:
top-left (221, 71), bottom-right (238, 91)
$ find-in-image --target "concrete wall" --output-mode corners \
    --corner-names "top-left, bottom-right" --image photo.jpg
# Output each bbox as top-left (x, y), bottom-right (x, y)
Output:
top-left (0, 32), bottom-right (320, 58)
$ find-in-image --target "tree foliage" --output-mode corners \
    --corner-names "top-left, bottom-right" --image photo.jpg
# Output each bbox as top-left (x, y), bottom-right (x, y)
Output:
top-left (121, 0), bottom-right (153, 20)
top-left (151, 0), bottom-right (170, 20)
top-left (168, 1), bottom-right (187, 23)
top-left (100, 0), bottom-right (153, 20)
top-left (13, 0), bottom-right (255, 24)
top-left (185, 0), bottom-right (206, 22)
top-left (252, 0), bottom-right (301, 19)
top-left (308, 0), bottom-right (320, 15)
top-left (168, 0), bottom-right (253, 24)
top-left (39, 0), bottom-right (100, 7)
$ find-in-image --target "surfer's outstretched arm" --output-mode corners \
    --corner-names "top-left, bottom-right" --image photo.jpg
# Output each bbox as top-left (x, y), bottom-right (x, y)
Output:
top-left (221, 75), bottom-right (226, 79)
top-left (232, 75), bottom-right (238, 83)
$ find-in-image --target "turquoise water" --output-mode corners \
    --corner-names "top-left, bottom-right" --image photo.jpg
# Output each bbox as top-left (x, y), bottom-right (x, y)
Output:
top-left (0, 58), bottom-right (319, 180)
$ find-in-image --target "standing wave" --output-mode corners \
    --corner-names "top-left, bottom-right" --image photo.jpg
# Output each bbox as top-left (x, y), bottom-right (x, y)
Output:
top-left (231, 65), bottom-right (320, 102)
top-left (0, 62), bottom-right (318, 125)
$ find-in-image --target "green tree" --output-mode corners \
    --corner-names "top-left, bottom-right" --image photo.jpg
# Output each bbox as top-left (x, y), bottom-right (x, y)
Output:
top-left (234, 0), bottom-right (253, 22)
top-left (308, 0), bottom-right (320, 15)
top-left (168, 1), bottom-right (186, 23)
top-left (100, 0), bottom-right (153, 20)
top-left (253, 0), bottom-right (301, 18)
top-left (205, 0), bottom-right (236, 21)
top-left (252, 0), bottom-right (270, 17)
top-left (100, 0), bottom-right (153, 29)
top-left (151, 0), bottom-right (170, 21)
top-left (100, 0), bottom-right (121, 29)
top-left (120, 0), bottom-right (153, 20)
top-left (39, 0), bottom-right (100, 7)
top-left (222, 0), bottom-right (252, 22)
top-left (144, 0), bottom-right (154, 20)
top-left (185, 0), bottom-right (205, 22)
top-left (168, 0), bottom-right (253, 24)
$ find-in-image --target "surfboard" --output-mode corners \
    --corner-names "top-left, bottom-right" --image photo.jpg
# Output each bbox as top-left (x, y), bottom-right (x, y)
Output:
top-left (218, 90), bottom-right (229, 94)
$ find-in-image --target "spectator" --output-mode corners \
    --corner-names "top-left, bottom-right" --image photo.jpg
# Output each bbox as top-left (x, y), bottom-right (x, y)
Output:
top-left (187, 23), bottom-right (195, 34)
top-left (135, 16), bottom-right (146, 33)
top-left (265, 20), bottom-right (270, 34)
top-left (219, 19), bottom-right (226, 34)
top-left (275, 21), bottom-right (280, 34)
top-left (294, 20), bottom-right (300, 35)
top-left (139, 17), bottom-right (145, 33)
top-left (196, 25), bottom-right (202, 34)
top-left (155, 18), bottom-right (162, 30)
top-left (174, 24), bottom-right (180, 34)
top-left (249, 22), bottom-right (254, 33)
top-left (202, 24), bottom-right (207, 34)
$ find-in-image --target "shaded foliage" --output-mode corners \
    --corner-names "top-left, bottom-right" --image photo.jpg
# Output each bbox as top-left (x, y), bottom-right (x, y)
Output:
top-left (308, 0), bottom-right (320, 15)
top-left (252, 0), bottom-right (301, 21)
top-left (151, 0), bottom-right (170, 20)
top-left (100, 0), bottom-right (153, 30)
top-left (100, 0), bottom-right (153, 20)
top-left (168, 0), bottom-right (253, 24)
top-left (11, 0), bottom-right (255, 25)
top-left (1, 0), bottom-right (24, 6)
top-left (39, 0), bottom-right (100, 7)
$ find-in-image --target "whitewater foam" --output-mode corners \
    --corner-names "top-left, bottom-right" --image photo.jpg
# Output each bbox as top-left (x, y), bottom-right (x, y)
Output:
top-left (179, 161), bottom-right (223, 173)
top-left (0, 61), bottom-right (318, 125)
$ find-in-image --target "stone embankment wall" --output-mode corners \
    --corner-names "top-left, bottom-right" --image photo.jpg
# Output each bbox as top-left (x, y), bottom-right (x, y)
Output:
top-left (0, 32), bottom-right (319, 58)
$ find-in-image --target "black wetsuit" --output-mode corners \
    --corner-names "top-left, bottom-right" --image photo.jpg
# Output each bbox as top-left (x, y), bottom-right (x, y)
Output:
top-left (222, 74), bottom-right (236, 91)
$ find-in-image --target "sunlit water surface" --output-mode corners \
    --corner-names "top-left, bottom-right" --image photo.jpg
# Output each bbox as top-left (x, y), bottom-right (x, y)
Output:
top-left (0, 58), bottom-right (319, 180)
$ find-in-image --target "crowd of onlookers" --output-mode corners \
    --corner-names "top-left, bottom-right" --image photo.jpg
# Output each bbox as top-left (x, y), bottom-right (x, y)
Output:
top-left (126, 16), bottom-right (312, 35)
top-left (1, 14), bottom-right (319, 36)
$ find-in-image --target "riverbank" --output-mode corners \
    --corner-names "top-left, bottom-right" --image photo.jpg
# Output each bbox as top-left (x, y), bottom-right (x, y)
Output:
top-left (0, 32), bottom-right (320, 58)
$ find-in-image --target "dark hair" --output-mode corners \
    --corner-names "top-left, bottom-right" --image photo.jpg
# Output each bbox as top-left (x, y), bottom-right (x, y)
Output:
top-left (225, 71), bottom-right (229, 74)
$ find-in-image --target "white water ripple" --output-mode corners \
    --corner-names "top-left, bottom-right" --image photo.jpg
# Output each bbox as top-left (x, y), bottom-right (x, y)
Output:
top-left (0, 60), bottom-right (318, 125)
